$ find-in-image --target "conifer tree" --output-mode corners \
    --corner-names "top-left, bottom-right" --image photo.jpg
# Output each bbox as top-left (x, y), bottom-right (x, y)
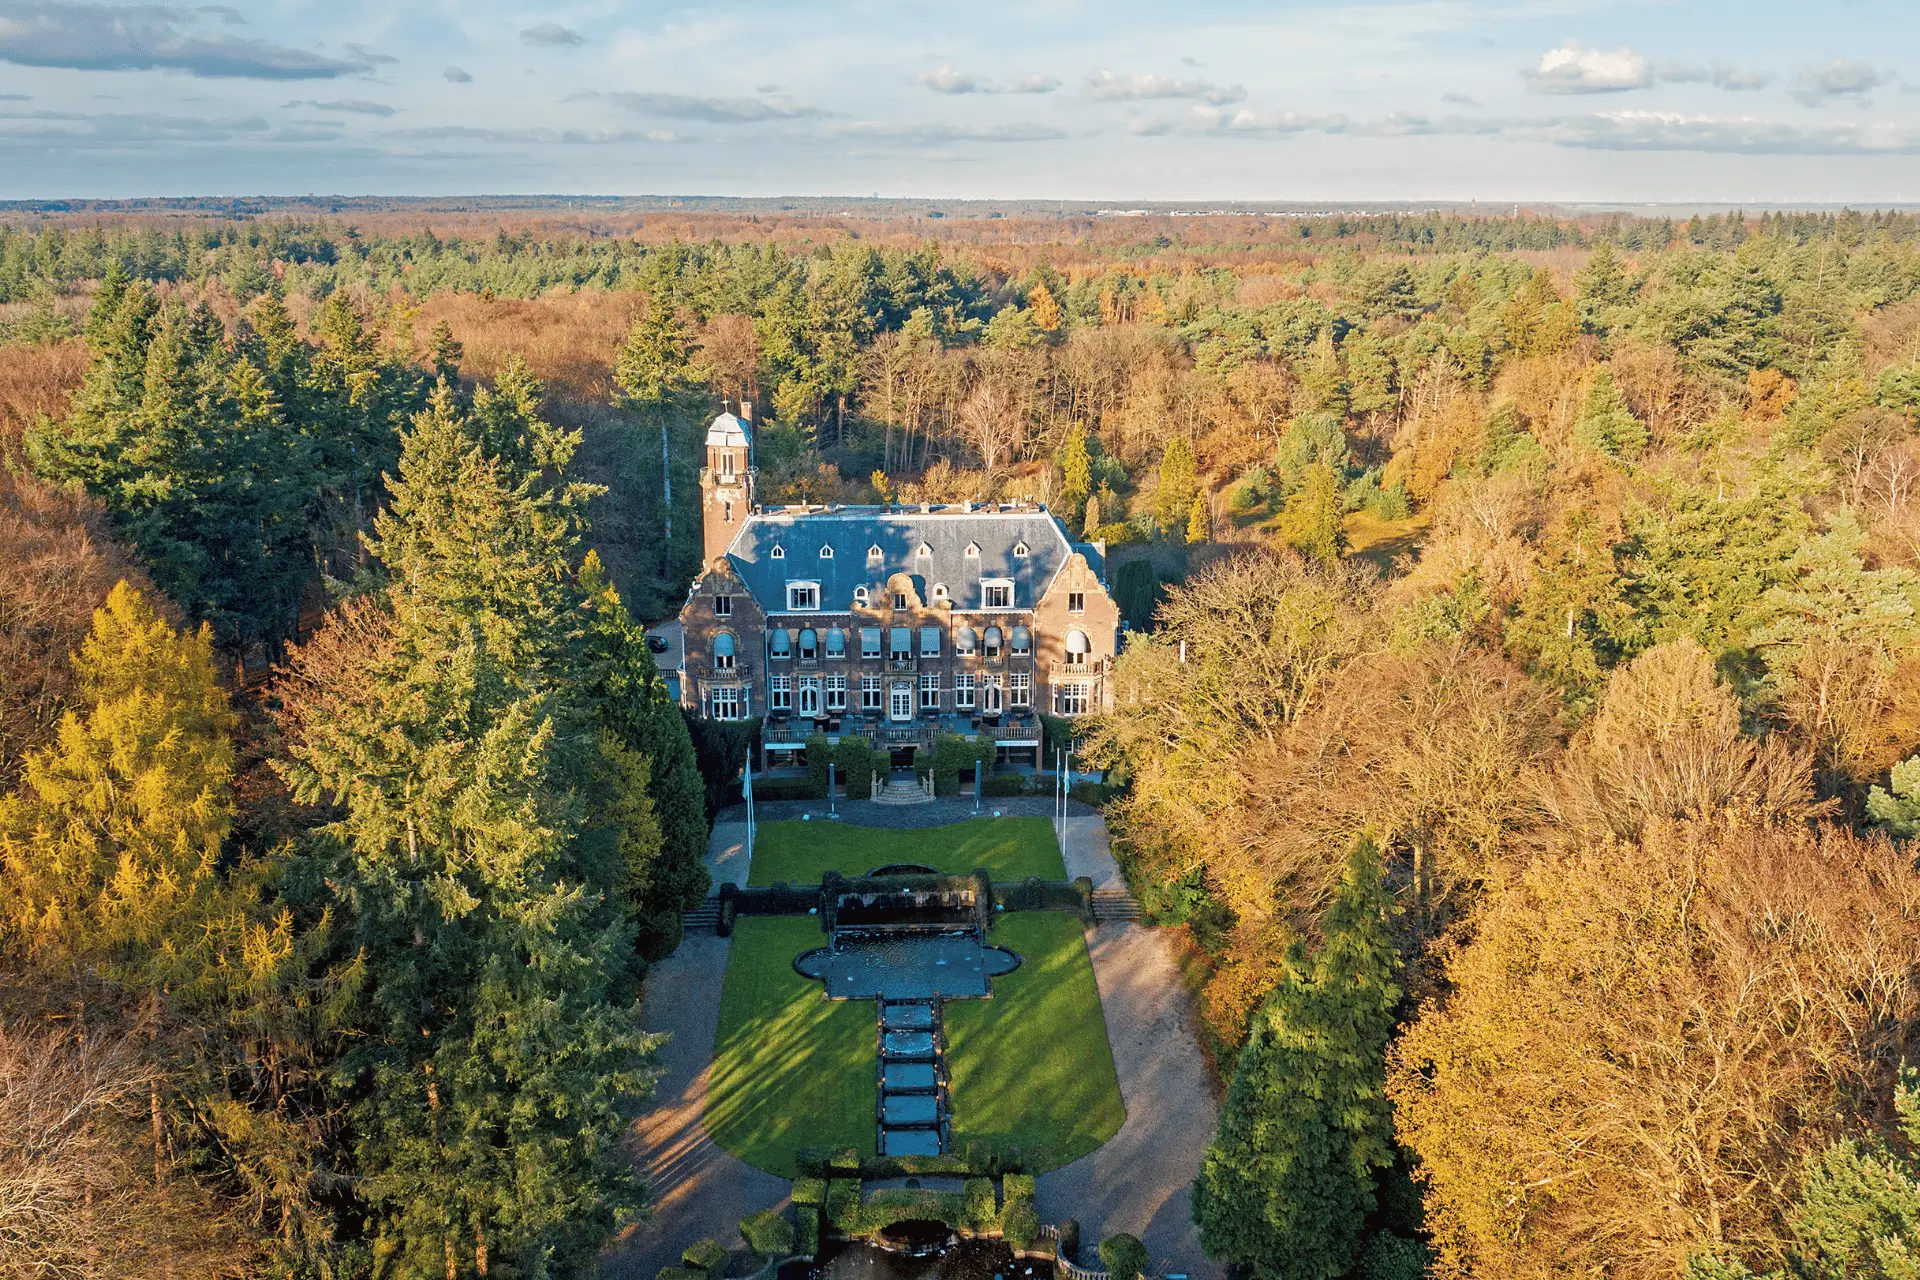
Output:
top-left (1057, 425), bottom-right (1092, 530)
top-left (1156, 436), bottom-right (1198, 535)
top-left (1276, 463), bottom-right (1348, 563)
top-left (1194, 839), bottom-right (1400, 1280)
top-left (614, 297), bottom-right (699, 408)
top-left (1187, 491), bottom-right (1210, 545)
top-left (1575, 368), bottom-right (1648, 459)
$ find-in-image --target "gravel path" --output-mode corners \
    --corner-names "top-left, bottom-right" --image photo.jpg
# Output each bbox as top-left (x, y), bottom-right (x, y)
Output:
top-left (1038, 922), bottom-right (1222, 1280)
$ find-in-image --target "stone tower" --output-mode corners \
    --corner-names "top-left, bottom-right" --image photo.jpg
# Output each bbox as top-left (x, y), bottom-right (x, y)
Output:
top-left (700, 402), bottom-right (755, 566)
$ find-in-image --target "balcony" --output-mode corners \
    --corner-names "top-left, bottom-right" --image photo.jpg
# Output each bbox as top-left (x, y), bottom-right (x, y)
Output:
top-left (1049, 658), bottom-right (1108, 680)
top-left (886, 656), bottom-right (917, 673)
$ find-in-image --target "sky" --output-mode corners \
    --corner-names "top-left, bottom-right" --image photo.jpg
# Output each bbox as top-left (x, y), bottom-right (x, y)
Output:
top-left (0, 0), bottom-right (1918, 204)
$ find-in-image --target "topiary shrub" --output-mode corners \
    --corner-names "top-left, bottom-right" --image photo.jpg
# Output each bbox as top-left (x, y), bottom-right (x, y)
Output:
top-left (825, 1179), bottom-right (862, 1232)
top-left (682, 1238), bottom-right (727, 1280)
top-left (1002, 1173), bottom-right (1036, 1202)
top-left (828, 1146), bottom-right (861, 1172)
top-left (790, 1177), bottom-right (828, 1208)
top-left (1000, 1200), bottom-right (1039, 1250)
top-left (740, 1209), bottom-right (794, 1258)
top-left (795, 1206), bottom-right (820, 1258)
top-left (962, 1178), bottom-right (998, 1232)
top-left (716, 881), bottom-right (737, 937)
top-left (1098, 1233), bottom-right (1149, 1280)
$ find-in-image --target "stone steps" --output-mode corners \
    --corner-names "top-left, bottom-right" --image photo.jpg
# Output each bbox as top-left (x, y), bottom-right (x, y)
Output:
top-left (872, 777), bottom-right (936, 807)
top-left (1090, 888), bottom-right (1142, 921)
top-left (684, 898), bottom-right (720, 930)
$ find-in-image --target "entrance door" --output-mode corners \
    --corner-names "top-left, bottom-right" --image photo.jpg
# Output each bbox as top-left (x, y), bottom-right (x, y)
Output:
top-left (981, 677), bottom-right (1003, 714)
top-left (799, 677), bottom-right (820, 717)
top-left (889, 683), bottom-right (913, 721)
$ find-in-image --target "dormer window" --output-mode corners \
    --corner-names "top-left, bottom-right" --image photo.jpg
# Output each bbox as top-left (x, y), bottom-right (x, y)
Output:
top-left (931, 584), bottom-right (949, 603)
top-left (770, 545), bottom-right (785, 560)
top-left (868, 545), bottom-right (883, 564)
top-left (853, 586), bottom-right (870, 606)
top-left (964, 543), bottom-right (980, 559)
top-left (1013, 541), bottom-right (1029, 557)
top-left (916, 544), bottom-right (933, 561)
top-left (981, 579), bottom-right (1014, 609)
top-left (787, 581), bottom-right (820, 611)
top-left (820, 545), bottom-right (834, 558)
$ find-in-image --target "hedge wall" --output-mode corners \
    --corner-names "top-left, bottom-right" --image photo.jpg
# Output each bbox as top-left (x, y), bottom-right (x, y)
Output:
top-left (854, 1188), bottom-right (963, 1233)
top-left (981, 773), bottom-right (1030, 798)
top-left (995, 878), bottom-right (1087, 914)
top-left (794, 1142), bottom-right (1024, 1179)
top-left (805, 733), bottom-right (886, 800)
top-left (929, 734), bottom-right (997, 797)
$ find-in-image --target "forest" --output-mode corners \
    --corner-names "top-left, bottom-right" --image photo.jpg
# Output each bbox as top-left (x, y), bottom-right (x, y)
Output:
top-left (3, 201), bottom-right (1920, 1278)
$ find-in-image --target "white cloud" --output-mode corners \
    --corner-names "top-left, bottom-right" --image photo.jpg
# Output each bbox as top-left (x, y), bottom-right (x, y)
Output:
top-left (520, 22), bottom-right (583, 47)
top-left (442, 66), bottom-right (471, 83)
top-left (1525, 42), bottom-right (1650, 94)
top-left (594, 90), bottom-right (822, 122)
top-left (1543, 109), bottom-right (1920, 155)
top-left (1791, 60), bottom-right (1885, 107)
top-left (1004, 71), bottom-right (1060, 94)
top-left (917, 64), bottom-right (1059, 95)
top-left (0, 1), bottom-right (368, 79)
top-left (1083, 69), bottom-right (1244, 105)
top-left (828, 119), bottom-right (1067, 144)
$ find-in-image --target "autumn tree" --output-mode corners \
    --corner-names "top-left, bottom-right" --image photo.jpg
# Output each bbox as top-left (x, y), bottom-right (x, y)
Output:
top-left (1156, 436), bottom-right (1199, 535)
top-left (1276, 463), bottom-right (1348, 563)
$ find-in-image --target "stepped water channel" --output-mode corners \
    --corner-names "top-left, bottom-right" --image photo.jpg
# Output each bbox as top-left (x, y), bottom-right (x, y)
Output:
top-left (794, 872), bottom-right (1019, 1156)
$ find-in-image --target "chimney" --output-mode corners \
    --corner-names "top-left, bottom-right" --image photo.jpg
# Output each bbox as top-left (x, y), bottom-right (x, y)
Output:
top-left (740, 400), bottom-right (753, 423)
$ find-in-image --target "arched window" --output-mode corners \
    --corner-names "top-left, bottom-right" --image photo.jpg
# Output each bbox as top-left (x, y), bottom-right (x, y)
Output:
top-left (825, 628), bottom-right (847, 658)
top-left (769, 630), bottom-right (792, 660)
top-left (853, 586), bottom-right (870, 606)
top-left (931, 583), bottom-right (948, 602)
top-left (1064, 629), bottom-right (1090, 667)
top-left (954, 626), bottom-right (977, 655)
top-left (1011, 626), bottom-right (1032, 656)
top-left (711, 632), bottom-right (736, 670)
top-left (984, 626), bottom-right (1003, 659)
top-left (799, 628), bottom-right (818, 661)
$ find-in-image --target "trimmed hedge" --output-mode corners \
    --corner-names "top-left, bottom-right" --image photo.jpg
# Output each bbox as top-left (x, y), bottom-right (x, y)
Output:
top-left (741, 1209), bottom-right (794, 1258)
top-left (855, 1188), bottom-right (963, 1232)
top-left (733, 882), bottom-right (820, 916)
top-left (752, 778), bottom-right (820, 802)
top-left (1099, 1234), bottom-right (1150, 1280)
top-left (1002, 1174), bottom-right (1036, 1201)
top-left (795, 1142), bottom-right (1024, 1179)
top-left (1000, 1201), bottom-right (1039, 1250)
top-left (962, 1178), bottom-right (998, 1232)
top-left (795, 1206), bottom-right (820, 1259)
top-left (808, 734), bottom-right (884, 799)
top-left (930, 734), bottom-right (997, 797)
top-left (825, 1179), bottom-right (862, 1232)
top-left (656, 1268), bottom-right (706, 1280)
top-left (791, 1177), bottom-right (828, 1208)
top-left (1069, 780), bottom-right (1120, 807)
top-left (682, 1239), bottom-right (727, 1280)
top-left (980, 773), bottom-right (1031, 798)
top-left (995, 878), bottom-right (1085, 914)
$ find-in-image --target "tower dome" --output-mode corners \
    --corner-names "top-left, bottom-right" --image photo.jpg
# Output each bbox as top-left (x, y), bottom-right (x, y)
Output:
top-left (706, 409), bottom-right (751, 449)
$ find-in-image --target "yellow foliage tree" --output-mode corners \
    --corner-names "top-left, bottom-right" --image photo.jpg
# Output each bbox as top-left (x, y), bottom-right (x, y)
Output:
top-left (1027, 281), bottom-right (1063, 332)
top-left (0, 580), bottom-right (237, 974)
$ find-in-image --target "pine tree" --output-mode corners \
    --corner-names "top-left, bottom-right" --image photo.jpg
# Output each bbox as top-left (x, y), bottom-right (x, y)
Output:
top-left (1869, 756), bottom-right (1920, 839)
top-left (614, 297), bottom-right (698, 408)
top-left (1575, 368), bottom-right (1649, 459)
top-left (1276, 464), bottom-right (1348, 563)
top-left (0, 581), bottom-right (236, 978)
top-left (1156, 436), bottom-right (1198, 536)
top-left (1057, 426), bottom-right (1092, 531)
top-left (1193, 839), bottom-right (1400, 1280)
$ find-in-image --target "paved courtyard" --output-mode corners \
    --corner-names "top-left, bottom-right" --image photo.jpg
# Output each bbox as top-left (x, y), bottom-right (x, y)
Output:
top-left (605, 800), bottom-right (1220, 1280)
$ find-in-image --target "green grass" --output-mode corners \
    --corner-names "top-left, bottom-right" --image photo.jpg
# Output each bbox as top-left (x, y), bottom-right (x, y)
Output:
top-left (945, 912), bottom-right (1126, 1171)
top-left (747, 816), bottom-right (1066, 886)
top-left (706, 917), bottom-right (875, 1176)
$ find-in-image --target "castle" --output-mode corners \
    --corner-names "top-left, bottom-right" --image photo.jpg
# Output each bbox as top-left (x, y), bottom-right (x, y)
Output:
top-left (675, 405), bottom-right (1120, 770)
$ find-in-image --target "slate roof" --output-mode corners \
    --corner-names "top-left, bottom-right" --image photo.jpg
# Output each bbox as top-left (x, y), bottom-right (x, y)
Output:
top-left (723, 505), bottom-right (1090, 613)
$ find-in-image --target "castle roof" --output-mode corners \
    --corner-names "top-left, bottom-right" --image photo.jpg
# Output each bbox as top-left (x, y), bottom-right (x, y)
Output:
top-left (721, 505), bottom-right (1100, 612)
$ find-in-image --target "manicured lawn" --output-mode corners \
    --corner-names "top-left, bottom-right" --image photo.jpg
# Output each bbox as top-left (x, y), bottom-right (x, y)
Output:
top-left (747, 816), bottom-right (1065, 887)
top-left (945, 912), bottom-right (1126, 1172)
top-left (705, 917), bottom-right (875, 1176)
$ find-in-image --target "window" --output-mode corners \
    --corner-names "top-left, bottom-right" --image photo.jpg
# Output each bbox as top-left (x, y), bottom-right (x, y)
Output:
top-left (820, 545), bottom-right (834, 559)
top-left (721, 453), bottom-right (735, 478)
top-left (920, 625), bottom-right (941, 658)
top-left (1053, 681), bottom-right (1092, 716)
top-left (981, 674), bottom-right (1003, 713)
top-left (1013, 541), bottom-right (1029, 557)
top-left (965, 543), bottom-right (980, 559)
top-left (916, 543), bottom-right (932, 560)
top-left (1064, 629), bottom-right (1090, 668)
top-left (931, 584), bottom-right (948, 602)
top-left (799, 628), bottom-right (818, 661)
top-left (825, 628), bottom-right (847, 659)
top-left (1010, 672), bottom-right (1031, 707)
top-left (919, 672), bottom-right (940, 710)
top-left (1068, 591), bottom-right (1085, 613)
top-left (890, 683), bottom-right (913, 721)
top-left (954, 626), bottom-right (977, 656)
top-left (770, 545), bottom-right (785, 559)
top-left (867, 544), bottom-right (883, 565)
top-left (861, 675), bottom-right (882, 710)
top-left (984, 626), bottom-right (1003, 659)
top-left (713, 594), bottom-right (732, 618)
top-left (769, 630), bottom-right (792, 661)
top-left (1011, 626), bottom-right (1031, 656)
top-left (892, 591), bottom-right (908, 610)
top-left (853, 586), bottom-right (870, 606)
top-left (861, 627), bottom-right (882, 659)
top-left (710, 685), bottom-right (744, 720)
top-left (711, 632), bottom-right (736, 670)
top-left (786, 581), bottom-right (819, 611)
top-left (889, 627), bottom-right (912, 662)
top-left (724, 500), bottom-right (733, 523)
top-left (769, 674), bottom-right (792, 711)
top-left (799, 676), bottom-right (820, 716)
top-left (982, 580), bottom-right (1013, 609)
top-left (826, 674), bottom-right (848, 711)
top-left (955, 673), bottom-right (976, 709)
